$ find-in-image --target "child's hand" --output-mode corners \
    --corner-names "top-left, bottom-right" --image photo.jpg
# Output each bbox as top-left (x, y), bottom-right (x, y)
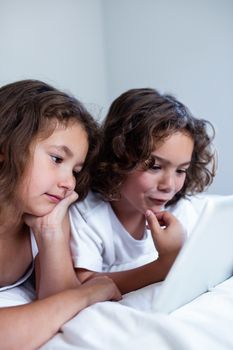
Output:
top-left (82, 276), bottom-right (122, 303)
top-left (25, 191), bottom-right (79, 298)
top-left (146, 209), bottom-right (186, 262)
top-left (23, 191), bottom-right (78, 244)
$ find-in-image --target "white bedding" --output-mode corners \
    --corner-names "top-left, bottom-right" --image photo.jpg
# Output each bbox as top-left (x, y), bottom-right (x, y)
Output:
top-left (40, 276), bottom-right (233, 350)
top-left (1, 194), bottom-right (232, 349)
top-left (40, 194), bottom-right (233, 350)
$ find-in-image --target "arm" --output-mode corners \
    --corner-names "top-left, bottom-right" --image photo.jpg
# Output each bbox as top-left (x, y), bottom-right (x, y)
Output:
top-left (24, 192), bottom-right (80, 298)
top-left (0, 277), bottom-right (121, 350)
top-left (76, 210), bottom-right (186, 294)
top-left (76, 260), bottom-right (170, 295)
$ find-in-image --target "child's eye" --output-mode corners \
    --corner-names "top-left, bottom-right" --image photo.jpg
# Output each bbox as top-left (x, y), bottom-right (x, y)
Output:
top-left (177, 168), bottom-right (188, 174)
top-left (51, 155), bottom-right (63, 164)
top-left (151, 164), bottom-right (161, 171)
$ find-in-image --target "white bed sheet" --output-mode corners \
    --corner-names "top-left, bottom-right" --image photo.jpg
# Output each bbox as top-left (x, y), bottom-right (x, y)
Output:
top-left (1, 275), bottom-right (232, 350)
top-left (40, 276), bottom-right (233, 350)
top-left (39, 194), bottom-right (233, 350)
top-left (1, 194), bottom-right (232, 349)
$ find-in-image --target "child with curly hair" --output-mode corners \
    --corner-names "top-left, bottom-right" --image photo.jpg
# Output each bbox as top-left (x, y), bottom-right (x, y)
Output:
top-left (70, 88), bottom-right (216, 294)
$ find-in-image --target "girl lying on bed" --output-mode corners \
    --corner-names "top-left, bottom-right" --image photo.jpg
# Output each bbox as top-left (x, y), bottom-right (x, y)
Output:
top-left (0, 80), bottom-right (123, 349)
top-left (69, 87), bottom-right (216, 294)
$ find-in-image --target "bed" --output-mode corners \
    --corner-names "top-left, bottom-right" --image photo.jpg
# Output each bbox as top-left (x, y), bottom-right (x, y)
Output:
top-left (1, 194), bottom-right (232, 350)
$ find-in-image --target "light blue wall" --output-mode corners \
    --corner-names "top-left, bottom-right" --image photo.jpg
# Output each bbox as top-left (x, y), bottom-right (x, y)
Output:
top-left (0, 0), bottom-right (232, 194)
top-left (0, 0), bottom-right (108, 117)
top-left (103, 0), bottom-right (233, 195)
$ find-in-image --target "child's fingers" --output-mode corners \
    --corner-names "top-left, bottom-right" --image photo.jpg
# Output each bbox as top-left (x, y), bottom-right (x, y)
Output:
top-left (62, 191), bottom-right (79, 209)
top-left (24, 191), bottom-right (78, 227)
top-left (53, 191), bottom-right (78, 218)
top-left (155, 210), bottom-right (176, 227)
top-left (145, 209), bottom-right (161, 235)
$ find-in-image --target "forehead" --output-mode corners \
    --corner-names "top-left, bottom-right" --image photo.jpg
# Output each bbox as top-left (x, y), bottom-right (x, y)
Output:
top-left (152, 132), bottom-right (194, 162)
top-left (31, 119), bottom-right (88, 155)
top-left (38, 118), bottom-right (82, 139)
top-left (43, 121), bottom-right (87, 146)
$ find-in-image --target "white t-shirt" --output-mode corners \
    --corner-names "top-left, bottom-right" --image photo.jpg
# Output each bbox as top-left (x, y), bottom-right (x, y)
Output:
top-left (70, 192), bottom-right (158, 272)
top-left (0, 232), bottom-right (38, 292)
top-left (69, 191), bottom-right (207, 273)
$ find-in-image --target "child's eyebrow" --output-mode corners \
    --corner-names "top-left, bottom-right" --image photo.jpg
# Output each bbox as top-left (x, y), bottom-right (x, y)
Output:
top-left (52, 145), bottom-right (73, 157)
top-left (151, 154), bottom-right (191, 167)
top-left (51, 145), bottom-right (85, 167)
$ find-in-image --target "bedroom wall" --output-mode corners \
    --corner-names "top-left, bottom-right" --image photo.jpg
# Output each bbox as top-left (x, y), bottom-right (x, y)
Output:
top-left (102, 0), bottom-right (233, 196)
top-left (0, 0), bottom-right (108, 117)
top-left (0, 0), bottom-right (232, 195)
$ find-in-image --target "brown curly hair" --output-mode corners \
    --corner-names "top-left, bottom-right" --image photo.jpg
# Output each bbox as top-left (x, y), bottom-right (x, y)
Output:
top-left (91, 88), bottom-right (216, 206)
top-left (0, 79), bottom-right (100, 205)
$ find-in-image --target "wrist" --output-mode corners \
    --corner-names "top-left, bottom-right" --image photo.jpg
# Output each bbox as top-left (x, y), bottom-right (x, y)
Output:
top-left (34, 229), bottom-right (67, 248)
top-left (78, 283), bottom-right (102, 306)
top-left (157, 251), bottom-right (179, 272)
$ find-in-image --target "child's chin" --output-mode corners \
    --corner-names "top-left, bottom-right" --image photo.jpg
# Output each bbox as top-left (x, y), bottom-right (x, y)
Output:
top-left (150, 204), bottom-right (165, 212)
top-left (31, 205), bottom-right (55, 217)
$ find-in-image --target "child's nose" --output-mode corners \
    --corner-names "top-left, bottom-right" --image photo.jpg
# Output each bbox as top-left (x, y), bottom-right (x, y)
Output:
top-left (157, 171), bottom-right (175, 193)
top-left (58, 173), bottom-right (76, 191)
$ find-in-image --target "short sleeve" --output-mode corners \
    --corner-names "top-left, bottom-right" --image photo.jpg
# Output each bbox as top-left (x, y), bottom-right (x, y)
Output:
top-left (69, 205), bottom-right (104, 272)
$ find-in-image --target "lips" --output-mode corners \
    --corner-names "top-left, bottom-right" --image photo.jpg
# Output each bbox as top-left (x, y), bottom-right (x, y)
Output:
top-left (45, 193), bottom-right (63, 203)
top-left (148, 197), bottom-right (170, 206)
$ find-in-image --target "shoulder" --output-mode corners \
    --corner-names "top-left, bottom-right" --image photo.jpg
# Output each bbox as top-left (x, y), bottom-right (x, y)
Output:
top-left (69, 191), bottom-right (109, 222)
top-left (167, 195), bottom-right (208, 235)
top-left (70, 191), bottom-right (114, 245)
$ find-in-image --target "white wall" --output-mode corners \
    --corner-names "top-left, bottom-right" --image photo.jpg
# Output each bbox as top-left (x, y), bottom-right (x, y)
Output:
top-left (103, 0), bottom-right (233, 195)
top-left (0, 0), bottom-right (232, 195)
top-left (0, 0), bottom-right (108, 118)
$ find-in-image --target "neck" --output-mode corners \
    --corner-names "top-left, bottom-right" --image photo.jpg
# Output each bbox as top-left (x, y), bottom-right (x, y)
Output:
top-left (111, 201), bottom-right (146, 240)
top-left (0, 204), bottom-right (24, 239)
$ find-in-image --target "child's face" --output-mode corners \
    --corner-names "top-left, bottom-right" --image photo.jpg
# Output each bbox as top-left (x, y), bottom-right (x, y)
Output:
top-left (118, 132), bottom-right (194, 214)
top-left (17, 121), bottom-right (88, 216)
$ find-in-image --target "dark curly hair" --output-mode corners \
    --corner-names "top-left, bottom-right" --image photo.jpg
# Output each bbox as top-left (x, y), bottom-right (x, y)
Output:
top-left (0, 79), bottom-right (100, 205)
top-left (91, 88), bottom-right (216, 206)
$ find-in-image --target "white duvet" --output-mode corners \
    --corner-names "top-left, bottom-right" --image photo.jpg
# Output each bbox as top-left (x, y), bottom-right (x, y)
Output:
top-left (1, 194), bottom-right (232, 349)
top-left (41, 194), bottom-right (233, 350)
top-left (41, 276), bottom-right (233, 350)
